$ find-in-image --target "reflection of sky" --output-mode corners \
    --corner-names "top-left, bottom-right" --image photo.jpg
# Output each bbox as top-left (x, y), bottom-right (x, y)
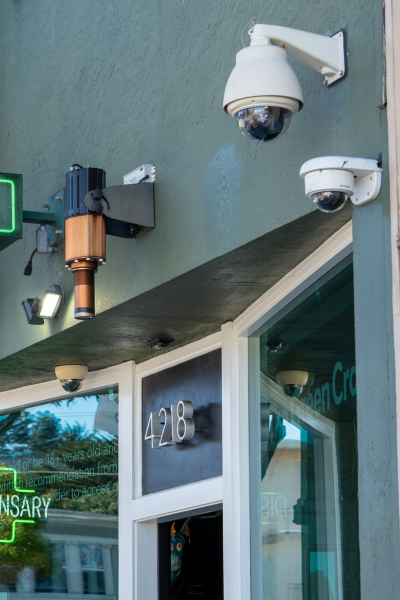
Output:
top-left (27, 396), bottom-right (111, 437)
top-left (280, 420), bottom-right (301, 441)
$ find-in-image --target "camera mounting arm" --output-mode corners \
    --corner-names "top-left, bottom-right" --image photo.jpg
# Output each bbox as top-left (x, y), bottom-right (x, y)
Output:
top-left (250, 24), bottom-right (346, 85)
top-left (84, 183), bottom-right (155, 239)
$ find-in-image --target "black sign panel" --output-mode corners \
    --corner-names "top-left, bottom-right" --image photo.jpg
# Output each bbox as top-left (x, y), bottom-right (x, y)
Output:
top-left (142, 350), bottom-right (222, 494)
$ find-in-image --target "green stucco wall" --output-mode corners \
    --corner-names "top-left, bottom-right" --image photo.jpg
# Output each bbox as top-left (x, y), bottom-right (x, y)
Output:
top-left (1, 0), bottom-right (399, 597)
top-left (0, 0), bottom-right (386, 360)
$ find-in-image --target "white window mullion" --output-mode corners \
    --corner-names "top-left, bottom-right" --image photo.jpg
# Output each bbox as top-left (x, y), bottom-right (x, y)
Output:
top-left (222, 322), bottom-right (251, 600)
top-left (103, 546), bottom-right (115, 597)
top-left (118, 361), bottom-right (135, 600)
top-left (65, 543), bottom-right (83, 594)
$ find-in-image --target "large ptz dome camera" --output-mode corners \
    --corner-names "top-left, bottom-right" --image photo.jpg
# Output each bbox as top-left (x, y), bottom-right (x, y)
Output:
top-left (223, 24), bottom-right (346, 142)
top-left (223, 30), bottom-right (303, 142)
top-left (300, 156), bottom-right (382, 213)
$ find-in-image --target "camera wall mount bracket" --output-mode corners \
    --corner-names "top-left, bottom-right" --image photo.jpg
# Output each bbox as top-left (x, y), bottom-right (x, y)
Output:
top-left (23, 188), bottom-right (65, 249)
top-left (250, 25), bottom-right (346, 86)
top-left (84, 183), bottom-right (155, 239)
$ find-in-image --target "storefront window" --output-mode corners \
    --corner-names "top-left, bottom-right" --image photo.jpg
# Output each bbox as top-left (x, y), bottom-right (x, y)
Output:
top-left (250, 259), bottom-right (359, 599)
top-left (0, 388), bottom-right (118, 598)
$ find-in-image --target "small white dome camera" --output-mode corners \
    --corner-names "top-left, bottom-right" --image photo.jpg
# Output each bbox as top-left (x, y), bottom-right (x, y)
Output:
top-left (55, 365), bottom-right (88, 392)
top-left (276, 370), bottom-right (309, 398)
top-left (300, 156), bottom-right (382, 213)
top-left (223, 24), bottom-right (346, 142)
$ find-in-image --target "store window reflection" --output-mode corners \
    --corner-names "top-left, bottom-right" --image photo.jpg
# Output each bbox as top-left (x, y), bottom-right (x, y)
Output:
top-left (252, 260), bottom-right (359, 599)
top-left (0, 388), bottom-right (118, 599)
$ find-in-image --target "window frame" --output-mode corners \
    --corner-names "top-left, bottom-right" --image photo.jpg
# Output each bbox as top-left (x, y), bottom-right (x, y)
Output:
top-left (0, 221), bottom-right (352, 600)
top-left (0, 361), bottom-right (133, 600)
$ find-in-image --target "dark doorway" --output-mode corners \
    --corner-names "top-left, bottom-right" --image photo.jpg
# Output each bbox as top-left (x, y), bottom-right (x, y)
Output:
top-left (158, 509), bottom-right (223, 600)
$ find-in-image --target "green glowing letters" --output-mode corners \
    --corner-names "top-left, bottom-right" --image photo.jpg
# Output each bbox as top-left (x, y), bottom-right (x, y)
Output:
top-left (0, 172), bottom-right (23, 252)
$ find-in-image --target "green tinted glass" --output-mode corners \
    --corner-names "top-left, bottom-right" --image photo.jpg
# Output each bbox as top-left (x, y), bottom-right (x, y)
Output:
top-left (0, 389), bottom-right (118, 598)
top-left (251, 260), bottom-right (359, 599)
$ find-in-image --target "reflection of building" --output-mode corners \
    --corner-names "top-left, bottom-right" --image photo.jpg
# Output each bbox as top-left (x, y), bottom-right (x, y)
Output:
top-left (14, 510), bottom-right (118, 599)
top-left (262, 440), bottom-right (301, 600)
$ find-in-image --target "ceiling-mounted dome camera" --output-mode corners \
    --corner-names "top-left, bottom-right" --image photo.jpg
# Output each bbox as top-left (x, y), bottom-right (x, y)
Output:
top-left (55, 365), bottom-right (88, 392)
top-left (223, 24), bottom-right (346, 142)
top-left (276, 370), bottom-right (309, 398)
top-left (300, 157), bottom-right (382, 213)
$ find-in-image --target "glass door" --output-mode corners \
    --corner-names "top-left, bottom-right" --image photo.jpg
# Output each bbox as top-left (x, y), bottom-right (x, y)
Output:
top-left (250, 259), bottom-right (359, 600)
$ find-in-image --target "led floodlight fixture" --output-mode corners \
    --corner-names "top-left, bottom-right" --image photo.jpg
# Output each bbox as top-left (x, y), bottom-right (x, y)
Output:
top-left (39, 284), bottom-right (64, 319)
top-left (21, 284), bottom-right (64, 325)
top-left (21, 297), bottom-right (44, 325)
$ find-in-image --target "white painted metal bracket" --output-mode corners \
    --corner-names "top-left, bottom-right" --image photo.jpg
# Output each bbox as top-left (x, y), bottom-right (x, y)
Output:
top-left (251, 25), bottom-right (346, 86)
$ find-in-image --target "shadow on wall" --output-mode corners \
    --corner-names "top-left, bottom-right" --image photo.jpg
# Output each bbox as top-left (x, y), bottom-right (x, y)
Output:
top-left (202, 144), bottom-right (244, 255)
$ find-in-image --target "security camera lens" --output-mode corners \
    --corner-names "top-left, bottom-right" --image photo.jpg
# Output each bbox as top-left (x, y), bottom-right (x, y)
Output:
top-left (311, 191), bottom-right (349, 213)
top-left (282, 384), bottom-right (304, 398)
top-left (60, 379), bottom-right (83, 393)
top-left (235, 106), bottom-right (291, 142)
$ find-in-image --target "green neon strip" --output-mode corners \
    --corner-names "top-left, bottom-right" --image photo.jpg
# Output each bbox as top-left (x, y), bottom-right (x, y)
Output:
top-left (0, 467), bottom-right (35, 493)
top-left (0, 519), bottom-right (35, 544)
top-left (0, 179), bottom-right (16, 234)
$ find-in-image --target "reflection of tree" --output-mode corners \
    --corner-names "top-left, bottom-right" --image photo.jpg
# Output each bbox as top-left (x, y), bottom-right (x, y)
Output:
top-left (0, 405), bottom-right (118, 517)
top-left (261, 414), bottom-right (286, 481)
top-left (0, 490), bottom-right (52, 585)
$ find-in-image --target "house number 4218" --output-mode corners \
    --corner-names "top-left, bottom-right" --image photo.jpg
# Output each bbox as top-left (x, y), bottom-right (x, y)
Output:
top-left (145, 401), bottom-right (195, 449)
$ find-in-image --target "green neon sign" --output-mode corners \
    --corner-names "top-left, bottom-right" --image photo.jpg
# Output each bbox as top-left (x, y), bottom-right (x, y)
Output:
top-left (0, 466), bottom-right (36, 543)
top-left (0, 518), bottom-right (35, 544)
top-left (0, 466), bottom-right (35, 493)
top-left (0, 179), bottom-right (16, 233)
top-left (0, 172), bottom-right (22, 252)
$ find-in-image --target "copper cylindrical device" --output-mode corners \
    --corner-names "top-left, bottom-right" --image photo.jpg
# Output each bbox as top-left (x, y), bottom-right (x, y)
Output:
top-left (65, 166), bottom-right (107, 320)
top-left (65, 215), bottom-right (106, 320)
top-left (74, 269), bottom-right (95, 319)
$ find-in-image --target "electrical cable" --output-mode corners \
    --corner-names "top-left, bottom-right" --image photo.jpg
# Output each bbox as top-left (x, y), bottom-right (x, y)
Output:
top-left (241, 17), bottom-right (256, 47)
top-left (138, 175), bottom-right (150, 183)
top-left (71, 163), bottom-right (84, 169)
top-left (23, 248), bottom-right (37, 276)
top-left (101, 194), bottom-right (110, 210)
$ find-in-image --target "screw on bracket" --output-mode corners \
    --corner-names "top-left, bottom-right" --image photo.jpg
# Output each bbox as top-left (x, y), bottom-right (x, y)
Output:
top-left (43, 202), bottom-right (50, 211)
top-left (55, 194), bottom-right (63, 203)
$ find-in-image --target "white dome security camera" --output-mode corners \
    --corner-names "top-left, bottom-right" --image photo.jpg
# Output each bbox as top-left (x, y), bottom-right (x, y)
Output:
top-left (55, 365), bottom-right (88, 392)
top-left (276, 370), bottom-right (309, 397)
top-left (300, 156), bottom-right (382, 213)
top-left (223, 24), bottom-right (346, 142)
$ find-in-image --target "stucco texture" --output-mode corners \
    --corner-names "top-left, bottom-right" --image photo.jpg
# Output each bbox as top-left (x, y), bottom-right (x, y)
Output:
top-left (0, 0), bottom-right (385, 364)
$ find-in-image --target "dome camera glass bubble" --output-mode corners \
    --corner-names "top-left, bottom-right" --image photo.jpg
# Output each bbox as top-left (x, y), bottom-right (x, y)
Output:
top-left (312, 191), bottom-right (349, 213)
top-left (60, 379), bottom-right (83, 392)
top-left (282, 384), bottom-right (304, 398)
top-left (235, 106), bottom-right (291, 142)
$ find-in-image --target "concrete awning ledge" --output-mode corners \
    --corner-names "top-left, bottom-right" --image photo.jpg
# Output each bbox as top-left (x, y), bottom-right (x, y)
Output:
top-left (0, 206), bottom-right (351, 392)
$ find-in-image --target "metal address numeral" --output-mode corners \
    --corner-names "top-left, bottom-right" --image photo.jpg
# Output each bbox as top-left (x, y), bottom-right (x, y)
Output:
top-left (145, 402), bottom-right (195, 448)
top-left (145, 412), bottom-right (161, 449)
top-left (171, 404), bottom-right (180, 443)
top-left (177, 401), bottom-right (195, 441)
top-left (159, 407), bottom-right (175, 447)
